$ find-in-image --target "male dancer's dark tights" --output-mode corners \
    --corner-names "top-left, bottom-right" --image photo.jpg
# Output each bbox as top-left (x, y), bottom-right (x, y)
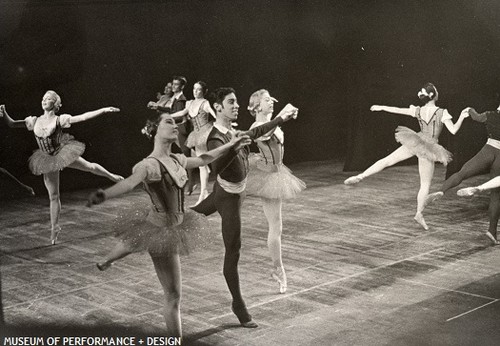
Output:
top-left (441, 145), bottom-right (500, 237)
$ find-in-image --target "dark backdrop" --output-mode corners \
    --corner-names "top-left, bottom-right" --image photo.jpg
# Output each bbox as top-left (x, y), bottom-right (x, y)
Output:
top-left (1, 0), bottom-right (500, 199)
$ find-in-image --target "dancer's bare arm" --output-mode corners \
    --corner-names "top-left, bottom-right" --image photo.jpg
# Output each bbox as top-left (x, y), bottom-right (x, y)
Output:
top-left (443, 108), bottom-right (469, 135)
top-left (370, 105), bottom-right (415, 116)
top-left (70, 107), bottom-right (120, 124)
top-left (0, 105), bottom-right (27, 128)
top-left (87, 169), bottom-right (146, 206)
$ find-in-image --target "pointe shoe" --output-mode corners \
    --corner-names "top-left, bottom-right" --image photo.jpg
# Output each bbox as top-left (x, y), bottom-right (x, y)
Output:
top-left (271, 267), bottom-right (287, 294)
top-left (231, 305), bottom-right (258, 328)
top-left (96, 262), bottom-right (112, 271)
top-left (424, 192), bottom-right (444, 207)
top-left (457, 187), bottom-right (480, 197)
top-left (484, 232), bottom-right (500, 245)
top-left (414, 213), bottom-right (429, 230)
top-left (187, 183), bottom-right (198, 196)
top-left (112, 175), bottom-right (124, 183)
top-left (50, 226), bottom-right (61, 245)
top-left (191, 191), bottom-right (210, 207)
top-left (344, 175), bottom-right (363, 185)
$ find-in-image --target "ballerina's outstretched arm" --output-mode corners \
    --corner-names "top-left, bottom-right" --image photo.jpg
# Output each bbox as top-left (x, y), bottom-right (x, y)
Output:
top-left (69, 107), bottom-right (120, 124)
top-left (0, 105), bottom-right (27, 128)
top-left (87, 168), bottom-right (146, 206)
top-left (370, 105), bottom-right (416, 116)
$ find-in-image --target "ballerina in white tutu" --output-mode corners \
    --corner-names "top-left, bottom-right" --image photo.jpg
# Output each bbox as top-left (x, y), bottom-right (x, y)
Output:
top-left (344, 83), bottom-right (469, 230)
top-left (0, 91), bottom-right (123, 244)
top-left (87, 112), bottom-right (250, 336)
top-left (245, 89), bottom-right (305, 293)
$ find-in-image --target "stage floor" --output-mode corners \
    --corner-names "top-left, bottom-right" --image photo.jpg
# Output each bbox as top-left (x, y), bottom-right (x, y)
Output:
top-left (1, 161), bottom-right (500, 345)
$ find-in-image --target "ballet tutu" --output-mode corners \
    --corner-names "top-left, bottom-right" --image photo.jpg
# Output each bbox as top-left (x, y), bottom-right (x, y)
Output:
top-left (394, 126), bottom-right (452, 165)
top-left (28, 134), bottom-right (85, 175)
top-left (112, 201), bottom-right (212, 256)
top-left (185, 123), bottom-right (213, 153)
top-left (246, 153), bottom-right (306, 200)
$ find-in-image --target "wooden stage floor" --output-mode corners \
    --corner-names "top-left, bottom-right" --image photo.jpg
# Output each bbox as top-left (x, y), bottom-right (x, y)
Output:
top-left (1, 161), bottom-right (500, 345)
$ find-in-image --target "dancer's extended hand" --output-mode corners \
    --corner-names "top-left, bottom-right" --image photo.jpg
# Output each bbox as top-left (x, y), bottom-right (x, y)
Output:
top-left (147, 101), bottom-right (158, 109)
top-left (370, 105), bottom-right (383, 112)
top-left (277, 103), bottom-right (299, 121)
top-left (460, 107), bottom-right (471, 118)
top-left (87, 189), bottom-right (106, 207)
top-left (229, 131), bottom-right (252, 151)
top-left (0, 105), bottom-right (5, 118)
top-left (103, 107), bottom-right (120, 113)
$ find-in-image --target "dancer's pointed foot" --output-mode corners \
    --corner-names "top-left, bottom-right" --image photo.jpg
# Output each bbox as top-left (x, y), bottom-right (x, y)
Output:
top-left (191, 190), bottom-right (210, 207)
top-left (414, 213), bottom-right (429, 230)
top-left (457, 187), bottom-right (480, 197)
top-left (24, 186), bottom-right (35, 196)
top-left (484, 232), bottom-right (500, 245)
top-left (344, 175), bottom-right (363, 185)
top-left (96, 262), bottom-right (112, 271)
top-left (50, 226), bottom-right (61, 245)
top-left (187, 183), bottom-right (198, 196)
top-left (111, 174), bottom-right (124, 183)
top-left (231, 304), bottom-right (258, 328)
top-left (424, 191), bottom-right (444, 207)
top-left (271, 267), bottom-right (287, 294)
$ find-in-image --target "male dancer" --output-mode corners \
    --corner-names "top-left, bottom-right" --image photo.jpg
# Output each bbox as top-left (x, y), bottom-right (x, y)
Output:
top-left (192, 87), bottom-right (297, 327)
top-left (425, 106), bottom-right (500, 243)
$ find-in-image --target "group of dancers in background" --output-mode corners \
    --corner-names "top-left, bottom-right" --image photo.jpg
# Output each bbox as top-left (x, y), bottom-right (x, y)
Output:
top-left (0, 77), bottom-right (304, 336)
top-left (2, 79), bottom-right (500, 336)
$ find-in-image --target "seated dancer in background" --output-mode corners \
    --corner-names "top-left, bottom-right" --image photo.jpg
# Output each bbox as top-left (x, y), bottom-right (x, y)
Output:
top-left (0, 167), bottom-right (35, 196)
top-left (245, 89), bottom-right (306, 294)
top-left (426, 105), bottom-right (500, 244)
top-left (171, 81), bottom-right (216, 206)
top-left (344, 83), bottom-right (469, 230)
top-left (87, 112), bottom-right (251, 337)
top-left (0, 92), bottom-right (122, 245)
top-left (192, 87), bottom-right (298, 328)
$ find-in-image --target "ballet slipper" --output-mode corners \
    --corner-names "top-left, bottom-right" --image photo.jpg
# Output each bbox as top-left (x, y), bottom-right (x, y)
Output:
top-left (344, 175), bottom-right (363, 185)
top-left (414, 213), bottom-right (429, 230)
top-left (111, 175), bottom-right (124, 183)
top-left (424, 191), bottom-right (444, 207)
top-left (457, 187), bottom-right (480, 197)
top-left (96, 262), bottom-right (113, 271)
top-left (484, 232), bottom-right (500, 245)
top-left (231, 304), bottom-right (258, 328)
top-left (271, 267), bottom-right (287, 294)
top-left (50, 226), bottom-right (61, 245)
top-left (187, 183), bottom-right (198, 196)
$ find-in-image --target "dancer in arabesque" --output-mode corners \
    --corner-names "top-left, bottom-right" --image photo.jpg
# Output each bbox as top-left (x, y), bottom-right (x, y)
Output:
top-left (0, 92), bottom-right (123, 244)
top-left (344, 83), bottom-right (469, 230)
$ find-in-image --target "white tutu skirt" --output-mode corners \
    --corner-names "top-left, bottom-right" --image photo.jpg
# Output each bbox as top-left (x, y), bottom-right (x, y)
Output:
top-left (112, 202), bottom-right (212, 256)
top-left (185, 123), bottom-right (213, 153)
top-left (28, 134), bottom-right (85, 175)
top-left (246, 154), bottom-right (306, 200)
top-left (394, 126), bottom-right (452, 165)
